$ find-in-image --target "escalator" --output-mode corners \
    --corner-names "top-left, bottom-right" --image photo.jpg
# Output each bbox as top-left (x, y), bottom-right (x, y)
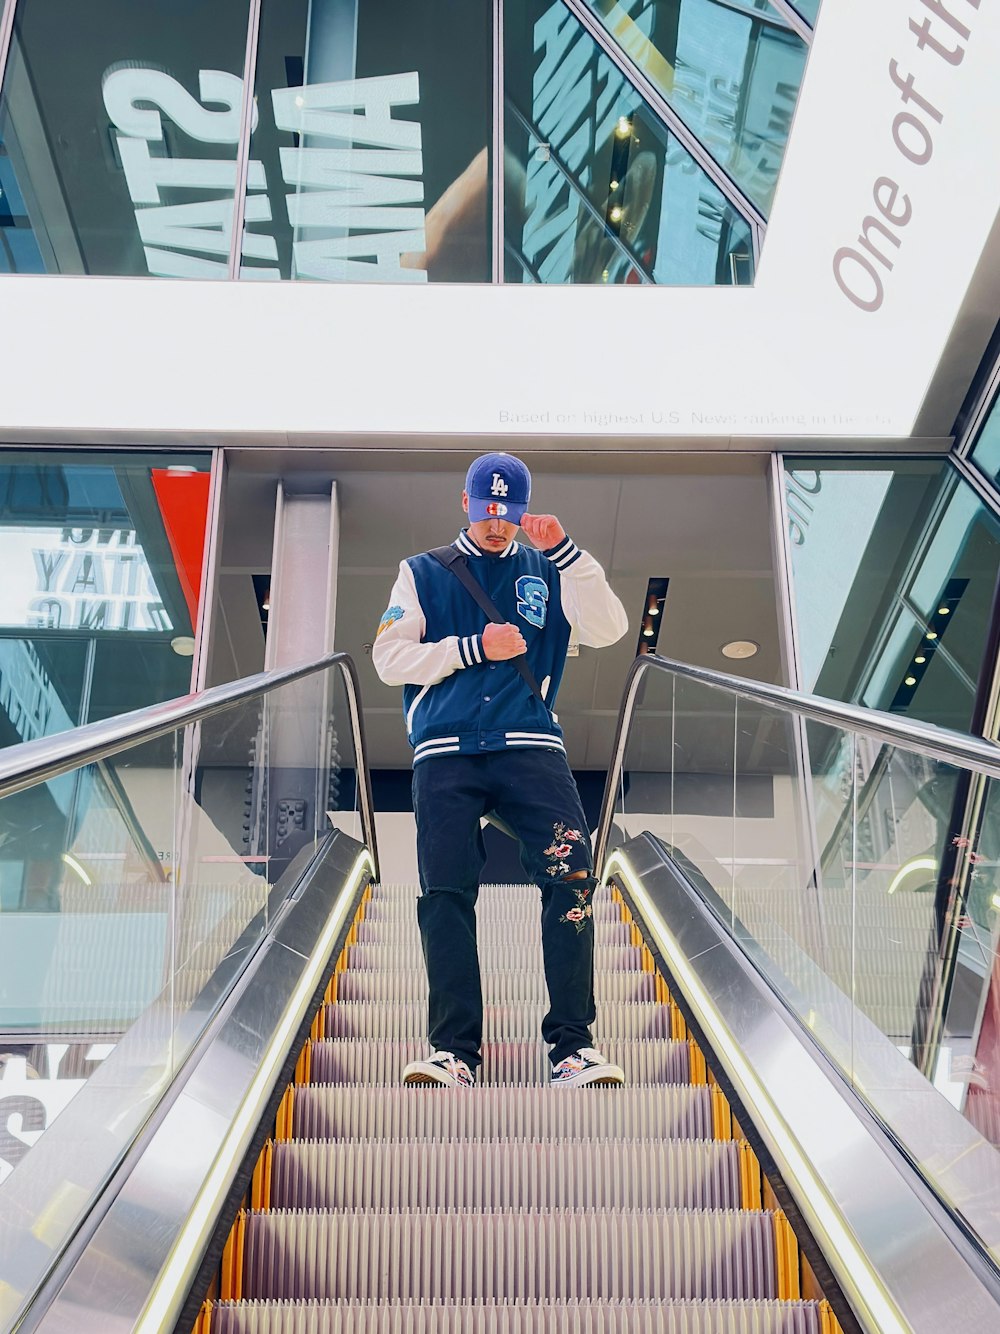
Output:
top-left (2, 652), bottom-right (1000, 1332)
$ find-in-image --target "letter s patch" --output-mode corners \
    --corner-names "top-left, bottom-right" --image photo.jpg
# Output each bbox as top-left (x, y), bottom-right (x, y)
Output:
top-left (515, 575), bottom-right (548, 629)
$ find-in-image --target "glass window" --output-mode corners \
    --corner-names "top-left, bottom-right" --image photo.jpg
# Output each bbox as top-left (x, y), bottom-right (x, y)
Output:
top-left (970, 382), bottom-right (1000, 491)
top-left (0, 0), bottom-right (252, 276)
top-left (785, 458), bottom-right (1000, 733)
top-left (505, 0), bottom-right (755, 284)
top-left (788, 0), bottom-right (820, 25)
top-left (0, 451), bottom-right (213, 747)
top-left (241, 0), bottom-right (493, 283)
top-left (582, 0), bottom-right (809, 214)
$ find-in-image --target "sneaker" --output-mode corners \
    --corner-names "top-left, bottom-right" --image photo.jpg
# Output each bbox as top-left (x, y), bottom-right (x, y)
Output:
top-left (551, 1047), bottom-right (625, 1088)
top-left (402, 1050), bottom-right (476, 1088)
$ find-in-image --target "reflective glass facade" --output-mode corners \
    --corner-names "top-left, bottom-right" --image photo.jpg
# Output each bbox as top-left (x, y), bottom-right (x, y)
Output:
top-left (0, 0), bottom-right (813, 283)
top-left (505, 0), bottom-right (754, 284)
top-left (785, 458), bottom-right (1000, 733)
top-left (0, 450), bottom-right (212, 749)
top-left (583, 0), bottom-right (809, 214)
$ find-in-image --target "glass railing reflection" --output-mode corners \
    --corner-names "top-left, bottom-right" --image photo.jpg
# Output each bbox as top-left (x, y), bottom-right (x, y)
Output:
top-left (0, 661), bottom-right (360, 1186)
top-left (610, 659), bottom-right (1000, 1242)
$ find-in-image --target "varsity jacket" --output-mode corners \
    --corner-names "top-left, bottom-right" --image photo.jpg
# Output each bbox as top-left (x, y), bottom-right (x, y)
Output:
top-left (373, 529), bottom-right (628, 765)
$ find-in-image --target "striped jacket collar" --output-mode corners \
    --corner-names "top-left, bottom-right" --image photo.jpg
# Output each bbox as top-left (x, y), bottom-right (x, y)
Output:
top-left (455, 530), bottom-right (519, 560)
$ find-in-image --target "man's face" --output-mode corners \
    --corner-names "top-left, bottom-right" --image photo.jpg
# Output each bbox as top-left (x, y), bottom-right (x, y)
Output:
top-left (463, 490), bottom-right (519, 552)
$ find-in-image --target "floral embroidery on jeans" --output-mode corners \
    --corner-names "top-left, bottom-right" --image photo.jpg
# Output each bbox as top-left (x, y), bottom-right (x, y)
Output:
top-left (559, 878), bottom-right (594, 933)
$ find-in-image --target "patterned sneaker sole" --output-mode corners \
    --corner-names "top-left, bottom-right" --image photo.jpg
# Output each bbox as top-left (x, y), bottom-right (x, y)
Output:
top-left (553, 1069), bottom-right (626, 1089)
top-left (402, 1067), bottom-right (474, 1089)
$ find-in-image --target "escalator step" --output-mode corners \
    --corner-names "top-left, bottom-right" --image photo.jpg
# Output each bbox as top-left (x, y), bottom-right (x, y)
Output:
top-left (240, 1208), bottom-right (778, 1302)
top-left (321, 1002), bottom-right (676, 1043)
top-left (268, 1139), bottom-right (743, 1211)
top-left (290, 1084), bottom-right (716, 1142)
top-left (354, 918), bottom-right (632, 946)
top-left (307, 1040), bottom-right (692, 1087)
top-left (346, 943), bottom-right (645, 972)
top-left (362, 900), bottom-right (623, 925)
top-left (211, 1298), bottom-right (826, 1332)
top-left (332, 970), bottom-right (658, 1006)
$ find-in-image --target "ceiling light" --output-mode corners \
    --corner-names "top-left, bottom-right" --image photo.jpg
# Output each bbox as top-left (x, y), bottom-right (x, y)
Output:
top-left (721, 640), bottom-right (759, 660)
top-left (926, 631), bottom-right (938, 641)
top-left (914, 655), bottom-right (926, 664)
top-left (642, 624), bottom-right (655, 637)
top-left (171, 636), bottom-right (196, 657)
top-left (905, 676), bottom-right (917, 686)
top-left (166, 464), bottom-right (197, 474)
top-left (609, 205), bottom-right (623, 223)
top-left (262, 591), bottom-right (271, 611)
top-left (938, 606), bottom-right (950, 615)
top-left (615, 116), bottom-right (631, 138)
top-left (610, 179), bottom-right (619, 191)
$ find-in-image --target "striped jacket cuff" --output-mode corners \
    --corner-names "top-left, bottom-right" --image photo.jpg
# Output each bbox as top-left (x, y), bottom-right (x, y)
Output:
top-left (543, 535), bottom-right (582, 571)
top-left (457, 634), bottom-right (484, 668)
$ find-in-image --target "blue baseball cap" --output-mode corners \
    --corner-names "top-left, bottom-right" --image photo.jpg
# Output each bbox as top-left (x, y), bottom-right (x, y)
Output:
top-left (465, 452), bottom-right (532, 525)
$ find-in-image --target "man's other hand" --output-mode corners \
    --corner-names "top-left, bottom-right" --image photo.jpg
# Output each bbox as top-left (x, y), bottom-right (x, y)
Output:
top-left (482, 623), bottom-right (528, 660)
top-left (520, 513), bottom-right (566, 550)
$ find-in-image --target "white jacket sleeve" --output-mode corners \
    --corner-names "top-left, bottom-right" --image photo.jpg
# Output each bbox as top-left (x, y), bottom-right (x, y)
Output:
top-left (545, 536), bottom-right (628, 648)
top-left (372, 560), bottom-right (485, 687)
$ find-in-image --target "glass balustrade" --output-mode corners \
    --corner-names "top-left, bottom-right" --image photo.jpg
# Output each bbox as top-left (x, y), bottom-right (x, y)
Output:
top-left (608, 658), bottom-right (1000, 1262)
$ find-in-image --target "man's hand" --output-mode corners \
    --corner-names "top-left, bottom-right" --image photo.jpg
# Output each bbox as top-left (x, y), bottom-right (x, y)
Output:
top-left (482, 623), bottom-right (527, 661)
top-left (520, 513), bottom-right (566, 550)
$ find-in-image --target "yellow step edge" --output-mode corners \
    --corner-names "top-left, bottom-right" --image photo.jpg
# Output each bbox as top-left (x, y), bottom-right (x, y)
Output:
top-left (738, 1139), bottom-right (763, 1211)
top-left (640, 945), bottom-right (655, 973)
top-left (325, 973), bottom-right (338, 1005)
top-left (219, 1210), bottom-right (247, 1302)
top-left (251, 1140), bottom-right (273, 1211)
top-left (711, 1084), bottom-right (733, 1141)
top-left (310, 1005), bottom-right (325, 1042)
top-left (670, 1002), bottom-right (687, 1041)
top-left (274, 1086), bottom-right (294, 1141)
top-left (820, 1299), bottom-right (845, 1334)
top-left (687, 1038), bottom-right (707, 1085)
top-left (294, 1040), bottom-right (312, 1085)
top-left (194, 1299), bottom-right (212, 1334)
top-left (773, 1209), bottom-right (802, 1301)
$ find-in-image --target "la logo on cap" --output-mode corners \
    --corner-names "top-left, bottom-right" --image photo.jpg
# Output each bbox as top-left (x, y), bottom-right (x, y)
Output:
top-left (490, 474), bottom-right (509, 496)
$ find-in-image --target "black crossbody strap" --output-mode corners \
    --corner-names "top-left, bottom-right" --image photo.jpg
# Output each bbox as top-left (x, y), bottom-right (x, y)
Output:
top-left (430, 545), bottom-right (549, 710)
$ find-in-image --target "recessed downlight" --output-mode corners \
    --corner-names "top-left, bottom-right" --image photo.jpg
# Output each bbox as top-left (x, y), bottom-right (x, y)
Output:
top-left (721, 640), bottom-right (759, 660)
top-left (171, 636), bottom-right (196, 657)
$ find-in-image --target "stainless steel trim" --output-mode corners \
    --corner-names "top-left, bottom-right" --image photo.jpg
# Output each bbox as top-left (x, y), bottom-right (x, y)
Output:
top-left (492, 0), bottom-right (505, 284)
top-left (765, 0), bottom-right (814, 43)
top-left (769, 453), bottom-right (801, 689)
top-left (227, 0), bottom-right (265, 280)
top-left (192, 448), bottom-right (228, 692)
top-left (951, 451), bottom-right (1000, 523)
top-left (955, 347), bottom-right (1000, 460)
top-left (0, 651), bottom-right (380, 881)
top-left (606, 835), bottom-right (1000, 1332)
top-left (595, 652), bottom-right (1000, 876)
top-left (560, 0), bottom-right (767, 233)
top-left (0, 0), bottom-right (17, 101)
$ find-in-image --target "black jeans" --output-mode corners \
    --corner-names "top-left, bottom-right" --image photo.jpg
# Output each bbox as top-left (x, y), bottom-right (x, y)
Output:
top-left (412, 748), bottom-right (597, 1070)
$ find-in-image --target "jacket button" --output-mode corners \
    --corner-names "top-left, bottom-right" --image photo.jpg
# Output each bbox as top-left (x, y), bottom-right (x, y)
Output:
top-left (484, 696), bottom-right (491, 702)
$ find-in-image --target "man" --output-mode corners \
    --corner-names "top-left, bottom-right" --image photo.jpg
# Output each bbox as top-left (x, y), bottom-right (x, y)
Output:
top-left (373, 452), bottom-right (628, 1088)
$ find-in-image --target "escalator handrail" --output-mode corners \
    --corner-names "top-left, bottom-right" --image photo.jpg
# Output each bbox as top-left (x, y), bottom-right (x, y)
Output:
top-left (594, 651), bottom-right (1000, 876)
top-left (0, 650), bottom-right (380, 881)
